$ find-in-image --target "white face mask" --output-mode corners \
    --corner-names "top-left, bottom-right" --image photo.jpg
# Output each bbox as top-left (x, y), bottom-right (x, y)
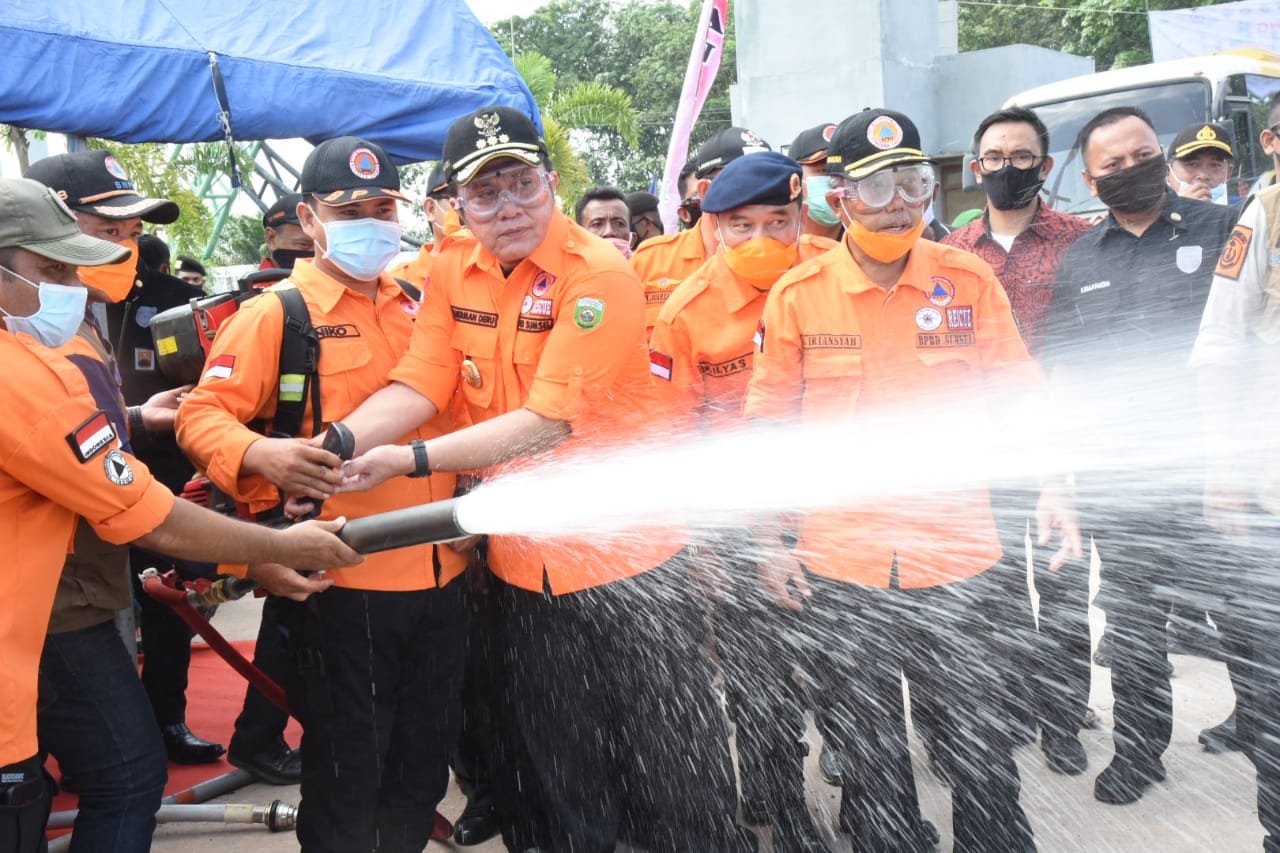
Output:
top-left (1174, 177), bottom-right (1229, 206)
top-left (0, 267), bottom-right (87, 348)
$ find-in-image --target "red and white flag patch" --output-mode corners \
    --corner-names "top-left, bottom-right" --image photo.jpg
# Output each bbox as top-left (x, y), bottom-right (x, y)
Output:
top-left (66, 411), bottom-right (117, 463)
top-left (203, 354), bottom-right (236, 380)
top-left (649, 350), bottom-right (673, 381)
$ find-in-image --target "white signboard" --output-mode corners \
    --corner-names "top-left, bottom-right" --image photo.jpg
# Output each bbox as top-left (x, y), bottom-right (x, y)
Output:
top-left (1149, 0), bottom-right (1280, 62)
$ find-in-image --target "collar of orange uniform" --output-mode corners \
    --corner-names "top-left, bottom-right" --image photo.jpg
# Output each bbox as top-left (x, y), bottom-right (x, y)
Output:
top-left (836, 233), bottom-right (939, 297)
top-left (708, 250), bottom-right (776, 314)
top-left (462, 210), bottom-right (573, 281)
top-left (288, 257), bottom-right (398, 313)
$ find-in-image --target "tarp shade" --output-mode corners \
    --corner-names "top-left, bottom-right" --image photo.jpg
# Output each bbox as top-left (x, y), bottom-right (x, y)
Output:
top-left (1149, 0), bottom-right (1280, 63)
top-left (0, 0), bottom-right (540, 163)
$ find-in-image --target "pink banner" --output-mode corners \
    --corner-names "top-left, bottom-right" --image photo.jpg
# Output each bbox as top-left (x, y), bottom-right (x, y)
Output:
top-left (658, 0), bottom-right (729, 232)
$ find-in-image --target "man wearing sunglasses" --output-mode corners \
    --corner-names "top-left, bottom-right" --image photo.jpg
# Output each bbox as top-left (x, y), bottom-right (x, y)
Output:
top-left (745, 108), bottom-right (1053, 853)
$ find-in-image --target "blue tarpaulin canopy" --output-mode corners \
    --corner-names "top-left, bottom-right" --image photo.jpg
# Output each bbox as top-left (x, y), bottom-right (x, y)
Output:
top-left (0, 0), bottom-right (540, 163)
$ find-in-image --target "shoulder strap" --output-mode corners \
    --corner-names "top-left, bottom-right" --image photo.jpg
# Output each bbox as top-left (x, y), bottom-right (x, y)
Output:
top-left (394, 276), bottom-right (422, 302)
top-left (270, 285), bottom-right (322, 438)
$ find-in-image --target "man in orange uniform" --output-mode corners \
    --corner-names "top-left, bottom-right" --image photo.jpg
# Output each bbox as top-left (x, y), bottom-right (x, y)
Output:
top-left (0, 176), bottom-right (359, 853)
top-left (744, 109), bottom-right (1068, 853)
top-left (335, 106), bottom-right (751, 853)
top-left (649, 150), bottom-right (834, 851)
top-left (631, 126), bottom-right (771, 332)
top-left (175, 137), bottom-right (468, 853)
top-left (388, 162), bottom-right (463, 289)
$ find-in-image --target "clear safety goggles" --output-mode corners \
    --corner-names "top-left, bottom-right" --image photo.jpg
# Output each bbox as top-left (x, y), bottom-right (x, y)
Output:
top-left (457, 169), bottom-right (551, 219)
top-left (830, 163), bottom-right (936, 210)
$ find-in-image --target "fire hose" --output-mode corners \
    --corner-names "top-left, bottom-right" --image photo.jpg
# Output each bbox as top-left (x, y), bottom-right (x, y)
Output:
top-left (51, 423), bottom-right (467, 845)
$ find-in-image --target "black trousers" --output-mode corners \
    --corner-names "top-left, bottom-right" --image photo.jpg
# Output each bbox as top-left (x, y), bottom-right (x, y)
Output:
top-left (457, 573), bottom-right (552, 851)
top-left (286, 582), bottom-right (467, 853)
top-left (712, 556), bottom-right (810, 822)
top-left (498, 556), bottom-right (750, 853)
top-left (806, 569), bottom-right (1035, 853)
top-left (229, 595), bottom-right (295, 758)
top-left (1085, 490), bottom-right (1239, 768)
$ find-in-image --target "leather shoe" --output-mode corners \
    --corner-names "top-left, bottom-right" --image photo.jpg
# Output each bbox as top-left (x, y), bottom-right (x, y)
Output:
top-left (162, 723), bottom-right (225, 765)
top-left (453, 799), bottom-right (499, 846)
top-left (1199, 711), bottom-right (1244, 754)
top-left (1042, 732), bottom-right (1087, 775)
top-left (1093, 757), bottom-right (1165, 805)
top-left (228, 737), bottom-right (301, 785)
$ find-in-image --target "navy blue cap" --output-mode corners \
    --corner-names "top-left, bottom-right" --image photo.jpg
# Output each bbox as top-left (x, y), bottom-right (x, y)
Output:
top-left (702, 151), bottom-right (803, 213)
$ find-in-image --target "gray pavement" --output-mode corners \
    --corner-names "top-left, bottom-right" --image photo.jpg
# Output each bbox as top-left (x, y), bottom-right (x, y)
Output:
top-left (148, 546), bottom-right (1264, 852)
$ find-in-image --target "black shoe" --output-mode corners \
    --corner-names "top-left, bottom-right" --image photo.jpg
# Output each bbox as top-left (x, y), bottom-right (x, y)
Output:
top-left (228, 738), bottom-right (301, 785)
top-left (162, 723), bottom-right (226, 765)
top-left (1199, 711), bottom-right (1244, 754)
top-left (1093, 632), bottom-right (1113, 668)
top-left (818, 742), bottom-right (842, 787)
top-left (1093, 757), bottom-right (1165, 805)
top-left (772, 807), bottom-right (826, 853)
top-left (453, 799), bottom-right (499, 846)
top-left (1042, 732), bottom-right (1088, 775)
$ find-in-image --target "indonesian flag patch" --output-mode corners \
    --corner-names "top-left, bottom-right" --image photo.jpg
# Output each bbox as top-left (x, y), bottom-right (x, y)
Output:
top-left (649, 350), bottom-right (673, 381)
top-left (66, 411), bottom-right (117, 463)
top-left (203, 354), bottom-right (236, 380)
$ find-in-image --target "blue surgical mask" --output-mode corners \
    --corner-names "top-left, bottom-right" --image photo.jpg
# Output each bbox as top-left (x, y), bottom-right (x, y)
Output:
top-left (804, 176), bottom-right (841, 227)
top-left (321, 217), bottom-right (403, 281)
top-left (0, 268), bottom-right (87, 348)
top-left (1210, 182), bottom-right (1229, 205)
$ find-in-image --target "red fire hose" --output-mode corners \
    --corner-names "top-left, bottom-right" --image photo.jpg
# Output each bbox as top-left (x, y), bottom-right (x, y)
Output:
top-left (139, 568), bottom-right (454, 842)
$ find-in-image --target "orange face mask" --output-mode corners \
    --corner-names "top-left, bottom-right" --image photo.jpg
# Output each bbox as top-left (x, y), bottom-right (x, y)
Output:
top-left (845, 218), bottom-right (924, 263)
top-left (721, 235), bottom-right (800, 289)
top-left (440, 208), bottom-right (463, 236)
top-left (79, 239), bottom-right (139, 302)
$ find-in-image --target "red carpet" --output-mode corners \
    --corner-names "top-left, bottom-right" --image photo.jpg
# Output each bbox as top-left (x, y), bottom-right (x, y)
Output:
top-left (48, 640), bottom-right (301, 832)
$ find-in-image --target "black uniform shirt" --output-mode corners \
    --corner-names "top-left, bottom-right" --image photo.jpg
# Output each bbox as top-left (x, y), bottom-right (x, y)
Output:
top-left (1044, 191), bottom-right (1236, 370)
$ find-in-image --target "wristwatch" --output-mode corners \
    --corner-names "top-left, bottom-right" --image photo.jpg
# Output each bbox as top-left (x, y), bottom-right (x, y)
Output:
top-left (408, 439), bottom-right (431, 478)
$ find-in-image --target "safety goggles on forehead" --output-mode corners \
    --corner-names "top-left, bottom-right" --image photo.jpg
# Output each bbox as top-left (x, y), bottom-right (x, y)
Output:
top-left (831, 163), bottom-right (936, 210)
top-left (457, 168), bottom-right (550, 218)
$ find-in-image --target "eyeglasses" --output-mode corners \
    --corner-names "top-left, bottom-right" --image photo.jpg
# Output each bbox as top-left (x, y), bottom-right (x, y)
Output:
top-left (831, 163), bottom-right (936, 210)
top-left (977, 152), bottom-right (1045, 172)
top-left (457, 170), bottom-right (550, 219)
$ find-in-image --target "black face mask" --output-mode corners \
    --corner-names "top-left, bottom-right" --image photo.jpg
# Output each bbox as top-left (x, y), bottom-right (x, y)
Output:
top-left (270, 247), bottom-right (314, 270)
top-left (982, 164), bottom-right (1046, 211)
top-left (1092, 156), bottom-right (1169, 214)
top-left (678, 198), bottom-right (702, 230)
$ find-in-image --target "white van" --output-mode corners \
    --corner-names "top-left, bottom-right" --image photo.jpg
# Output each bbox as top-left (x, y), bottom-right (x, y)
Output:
top-left (1003, 49), bottom-right (1280, 216)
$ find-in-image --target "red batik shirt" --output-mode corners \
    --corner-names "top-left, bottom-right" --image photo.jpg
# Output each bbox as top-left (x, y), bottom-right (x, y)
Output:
top-left (942, 203), bottom-right (1090, 357)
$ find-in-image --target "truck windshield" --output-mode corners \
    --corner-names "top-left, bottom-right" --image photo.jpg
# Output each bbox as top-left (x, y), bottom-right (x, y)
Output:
top-left (1031, 79), bottom-right (1212, 215)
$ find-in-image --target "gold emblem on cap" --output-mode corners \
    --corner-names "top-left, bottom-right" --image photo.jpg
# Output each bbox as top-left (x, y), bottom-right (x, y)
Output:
top-left (461, 358), bottom-right (483, 388)
top-left (1196, 125), bottom-right (1217, 141)
top-left (474, 113), bottom-right (510, 151)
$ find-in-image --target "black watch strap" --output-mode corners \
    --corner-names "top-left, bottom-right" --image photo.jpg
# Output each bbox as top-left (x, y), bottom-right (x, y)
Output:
top-left (408, 439), bottom-right (431, 478)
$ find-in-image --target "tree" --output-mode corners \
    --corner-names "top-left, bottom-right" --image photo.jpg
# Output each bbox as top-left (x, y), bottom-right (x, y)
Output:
top-left (208, 214), bottom-right (264, 266)
top-left (959, 0), bottom-right (1244, 71)
top-left (492, 0), bottom-right (737, 193)
top-left (512, 50), bottom-right (639, 208)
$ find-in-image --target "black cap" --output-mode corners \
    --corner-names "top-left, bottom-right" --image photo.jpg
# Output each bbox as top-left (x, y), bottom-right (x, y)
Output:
top-left (1168, 122), bottom-right (1234, 161)
top-left (25, 149), bottom-right (179, 224)
top-left (442, 106), bottom-right (549, 185)
top-left (263, 193), bottom-right (304, 228)
top-left (625, 191), bottom-right (659, 217)
top-left (788, 123), bottom-right (837, 165)
top-left (300, 136), bottom-right (405, 205)
top-left (426, 162), bottom-right (451, 197)
top-left (693, 127), bottom-right (771, 178)
top-left (826, 109), bottom-right (929, 180)
top-left (176, 255), bottom-right (207, 276)
top-left (702, 151), bottom-right (803, 213)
